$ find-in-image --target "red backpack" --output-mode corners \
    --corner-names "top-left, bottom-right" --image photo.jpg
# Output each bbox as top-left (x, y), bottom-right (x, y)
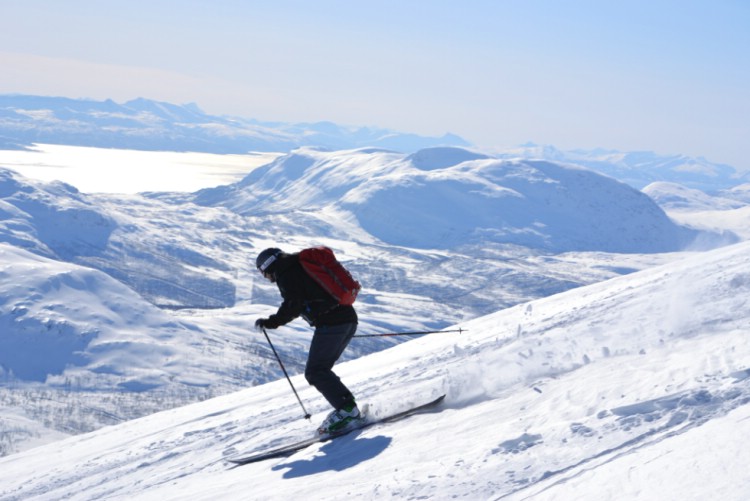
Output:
top-left (299, 246), bottom-right (361, 305)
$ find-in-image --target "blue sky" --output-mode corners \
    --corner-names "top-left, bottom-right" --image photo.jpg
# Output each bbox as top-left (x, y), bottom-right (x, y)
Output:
top-left (1, 1), bottom-right (748, 168)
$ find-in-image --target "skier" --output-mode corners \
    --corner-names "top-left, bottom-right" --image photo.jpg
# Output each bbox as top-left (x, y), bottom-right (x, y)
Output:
top-left (254, 247), bottom-right (362, 434)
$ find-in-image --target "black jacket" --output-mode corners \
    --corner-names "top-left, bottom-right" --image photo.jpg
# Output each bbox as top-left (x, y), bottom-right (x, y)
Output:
top-left (264, 253), bottom-right (358, 329)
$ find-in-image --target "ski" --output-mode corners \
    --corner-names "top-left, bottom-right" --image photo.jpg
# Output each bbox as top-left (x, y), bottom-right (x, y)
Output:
top-left (227, 394), bottom-right (446, 466)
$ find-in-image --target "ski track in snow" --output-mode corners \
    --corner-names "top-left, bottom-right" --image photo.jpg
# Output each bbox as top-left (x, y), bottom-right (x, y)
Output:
top-left (499, 374), bottom-right (750, 500)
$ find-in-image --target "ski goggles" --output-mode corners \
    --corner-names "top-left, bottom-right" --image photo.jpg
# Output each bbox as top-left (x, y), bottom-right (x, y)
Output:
top-left (257, 254), bottom-right (278, 273)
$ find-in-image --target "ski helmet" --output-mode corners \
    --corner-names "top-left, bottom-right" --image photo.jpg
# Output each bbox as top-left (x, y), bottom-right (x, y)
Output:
top-left (256, 248), bottom-right (282, 273)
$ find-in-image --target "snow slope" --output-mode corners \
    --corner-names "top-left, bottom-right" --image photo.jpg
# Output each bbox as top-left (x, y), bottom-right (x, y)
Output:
top-left (1, 240), bottom-right (748, 500)
top-left (0, 242), bottom-right (260, 390)
top-left (0, 143), bottom-right (740, 456)
top-left (643, 181), bottom-right (746, 211)
top-left (668, 205), bottom-right (750, 242)
top-left (194, 146), bottom-right (725, 253)
top-left (644, 181), bottom-right (750, 242)
top-left (499, 143), bottom-right (749, 192)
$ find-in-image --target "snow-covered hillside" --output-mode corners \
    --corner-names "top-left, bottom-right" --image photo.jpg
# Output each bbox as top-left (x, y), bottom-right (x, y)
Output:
top-left (1, 239), bottom-right (748, 500)
top-left (722, 183), bottom-right (750, 204)
top-left (0, 167), bottom-right (237, 308)
top-left (193, 146), bottom-right (729, 253)
top-left (499, 143), bottom-right (749, 192)
top-left (0, 143), bottom-right (740, 456)
top-left (644, 181), bottom-right (750, 242)
top-left (643, 181), bottom-right (746, 211)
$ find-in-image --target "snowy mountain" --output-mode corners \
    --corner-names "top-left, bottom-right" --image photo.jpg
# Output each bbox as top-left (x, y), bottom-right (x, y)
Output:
top-left (643, 181), bottom-right (746, 211)
top-left (0, 142), bottom-right (740, 456)
top-left (192, 146), bottom-right (731, 253)
top-left (0, 95), bottom-right (469, 153)
top-left (644, 181), bottom-right (750, 242)
top-left (721, 183), bottom-right (750, 204)
top-left (0, 167), bottom-right (236, 308)
top-left (1, 239), bottom-right (748, 500)
top-left (4, 94), bottom-right (748, 195)
top-left (498, 142), bottom-right (750, 192)
top-left (0, 243), bottom-right (224, 388)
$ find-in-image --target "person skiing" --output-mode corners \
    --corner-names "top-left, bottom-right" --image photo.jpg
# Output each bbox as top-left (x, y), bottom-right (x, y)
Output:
top-left (254, 247), bottom-right (362, 434)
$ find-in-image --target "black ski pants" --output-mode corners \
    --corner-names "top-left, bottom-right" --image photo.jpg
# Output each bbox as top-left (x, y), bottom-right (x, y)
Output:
top-left (305, 322), bottom-right (357, 410)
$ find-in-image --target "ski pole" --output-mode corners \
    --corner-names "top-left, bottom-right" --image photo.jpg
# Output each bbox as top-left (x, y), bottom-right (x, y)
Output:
top-left (354, 328), bottom-right (466, 338)
top-left (261, 328), bottom-right (311, 420)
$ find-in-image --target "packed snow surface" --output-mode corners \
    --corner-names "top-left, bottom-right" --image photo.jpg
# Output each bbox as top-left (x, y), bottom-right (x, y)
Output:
top-left (1, 240), bottom-right (748, 500)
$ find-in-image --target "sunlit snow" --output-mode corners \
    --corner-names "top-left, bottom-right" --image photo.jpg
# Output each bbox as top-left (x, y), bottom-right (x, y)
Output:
top-left (0, 143), bottom-right (748, 500)
top-left (1, 240), bottom-right (748, 500)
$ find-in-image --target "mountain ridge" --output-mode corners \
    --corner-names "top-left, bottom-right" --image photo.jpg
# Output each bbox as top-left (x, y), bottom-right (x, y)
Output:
top-left (500, 142), bottom-right (750, 192)
top-left (2, 94), bottom-right (746, 194)
top-left (193, 147), bottom-right (734, 253)
top-left (0, 94), bottom-right (470, 154)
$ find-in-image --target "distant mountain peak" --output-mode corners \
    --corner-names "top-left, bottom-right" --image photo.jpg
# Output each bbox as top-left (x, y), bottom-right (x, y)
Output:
top-left (497, 144), bottom-right (748, 192)
top-left (0, 94), bottom-right (470, 154)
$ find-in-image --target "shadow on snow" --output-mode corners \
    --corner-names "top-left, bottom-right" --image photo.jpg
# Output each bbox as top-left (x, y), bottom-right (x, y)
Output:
top-left (272, 432), bottom-right (392, 479)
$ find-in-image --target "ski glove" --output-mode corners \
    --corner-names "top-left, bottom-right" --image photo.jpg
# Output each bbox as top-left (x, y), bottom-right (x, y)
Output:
top-left (254, 318), bottom-right (268, 333)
